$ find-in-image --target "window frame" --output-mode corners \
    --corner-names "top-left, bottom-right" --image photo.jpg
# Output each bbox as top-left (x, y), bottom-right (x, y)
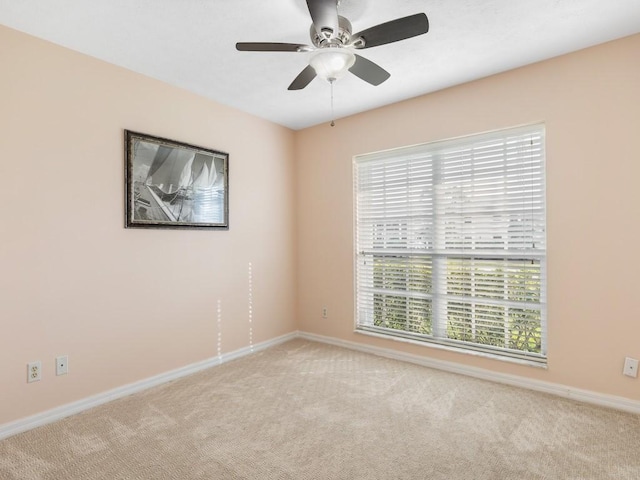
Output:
top-left (353, 124), bottom-right (547, 366)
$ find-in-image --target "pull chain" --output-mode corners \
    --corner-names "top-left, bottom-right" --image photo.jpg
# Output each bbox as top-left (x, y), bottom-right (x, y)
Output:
top-left (330, 79), bottom-right (335, 127)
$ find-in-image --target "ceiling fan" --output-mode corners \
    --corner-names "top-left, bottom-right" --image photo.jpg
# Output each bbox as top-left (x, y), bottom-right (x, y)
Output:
top-left (236, 0), bottom-right (429, 90)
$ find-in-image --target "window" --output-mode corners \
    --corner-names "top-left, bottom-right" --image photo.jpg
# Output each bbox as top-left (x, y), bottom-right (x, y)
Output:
top-left (354, 125), bottom-right (546, 364)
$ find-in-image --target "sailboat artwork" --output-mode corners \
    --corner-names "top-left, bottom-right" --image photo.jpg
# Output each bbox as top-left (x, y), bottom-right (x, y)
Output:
top-left (125, 131), bottom-right (229, 229)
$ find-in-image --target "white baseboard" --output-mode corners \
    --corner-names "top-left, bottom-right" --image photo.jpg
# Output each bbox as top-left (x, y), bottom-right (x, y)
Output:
top-left (0, 332), bottom-right (297, 441)
top-left (298, 331), bottom-right (640, 415)
top-left (3, 329), bottom-right (638, 441)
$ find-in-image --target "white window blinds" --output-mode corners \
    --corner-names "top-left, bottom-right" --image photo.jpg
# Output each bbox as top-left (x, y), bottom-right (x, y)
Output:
top-left (354, 124), bottom-right (546, 364)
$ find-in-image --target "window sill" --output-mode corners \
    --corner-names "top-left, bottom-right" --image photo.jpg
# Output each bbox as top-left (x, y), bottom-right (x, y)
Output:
top-left (354, 327), bottom-right (548, 369)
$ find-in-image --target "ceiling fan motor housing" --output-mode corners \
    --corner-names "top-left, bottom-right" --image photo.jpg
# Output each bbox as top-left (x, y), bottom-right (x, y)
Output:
top-left (311, 15), bottom-right (356, 47)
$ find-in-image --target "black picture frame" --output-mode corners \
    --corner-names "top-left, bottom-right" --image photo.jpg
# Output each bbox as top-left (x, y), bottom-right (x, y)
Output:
top-left (125, 130), bottom-right (229, 230)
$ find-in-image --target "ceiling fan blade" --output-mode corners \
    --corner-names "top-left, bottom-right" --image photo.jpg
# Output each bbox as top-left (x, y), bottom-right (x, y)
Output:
top-left (306, 0), bottom-right (339, 37)
top-left (349, 54), bottom-right (390, 86)
top-left (236, 42), bottom-right (310, 52)
top-left (352, 13), bottom-right (429, 49)
top-left (288, 65), bottom-right (317, 90)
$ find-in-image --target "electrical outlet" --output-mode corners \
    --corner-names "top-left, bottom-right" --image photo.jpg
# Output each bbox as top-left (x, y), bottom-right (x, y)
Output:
top-left (56, 355), bottom-right (69, 376)
top-left (623, 357), bottom-right (638, 378)
top-left (322, 307), bottom-right (328, 319)
top-left (27, 361), bottom-right (41, 383)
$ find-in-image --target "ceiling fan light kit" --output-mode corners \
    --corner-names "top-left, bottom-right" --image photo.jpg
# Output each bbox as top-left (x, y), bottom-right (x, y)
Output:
top-left (236, 0), bottom-right (429, 90)
top-left (309, 48), bottom-right (356, 81)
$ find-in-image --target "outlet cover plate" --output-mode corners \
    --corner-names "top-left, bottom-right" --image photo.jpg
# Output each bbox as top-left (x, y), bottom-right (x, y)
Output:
top-left (27, 361), bottom-right (41, 383)
top-left (56, 355), bottom-right (69, 376)
top-left (623, 357), bottom-right (638, 378)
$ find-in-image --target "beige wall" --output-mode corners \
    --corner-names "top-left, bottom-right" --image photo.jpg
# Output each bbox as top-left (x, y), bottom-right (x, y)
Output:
top-left (295, 34), bottom-right (640, 401)
top-left (2, 24), bottom-right (639, 428)
top-left (0, 25), bottom-right (297, 425)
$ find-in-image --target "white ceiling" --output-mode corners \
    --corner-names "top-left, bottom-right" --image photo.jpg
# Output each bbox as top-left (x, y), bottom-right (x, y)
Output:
top-left (2, 0), bottom-right (640, 130)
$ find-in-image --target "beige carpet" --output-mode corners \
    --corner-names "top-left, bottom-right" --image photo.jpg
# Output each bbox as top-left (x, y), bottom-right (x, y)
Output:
top-left (1, 339), bottom-right (640, 479)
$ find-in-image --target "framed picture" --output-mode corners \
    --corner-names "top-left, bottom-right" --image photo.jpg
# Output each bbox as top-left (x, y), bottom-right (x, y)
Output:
top-left (125, 130), bottom-right (229, 229)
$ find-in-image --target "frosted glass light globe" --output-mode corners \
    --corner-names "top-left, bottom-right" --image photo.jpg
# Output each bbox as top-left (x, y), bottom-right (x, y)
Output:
top-left (309, 48), bottom-right (356, 81)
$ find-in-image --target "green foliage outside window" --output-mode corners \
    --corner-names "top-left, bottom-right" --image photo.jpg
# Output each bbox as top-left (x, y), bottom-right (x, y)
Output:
top-left (372, 256), bottom-right (432, 335)
top-left (371, 256), bottom-right (542, 354)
